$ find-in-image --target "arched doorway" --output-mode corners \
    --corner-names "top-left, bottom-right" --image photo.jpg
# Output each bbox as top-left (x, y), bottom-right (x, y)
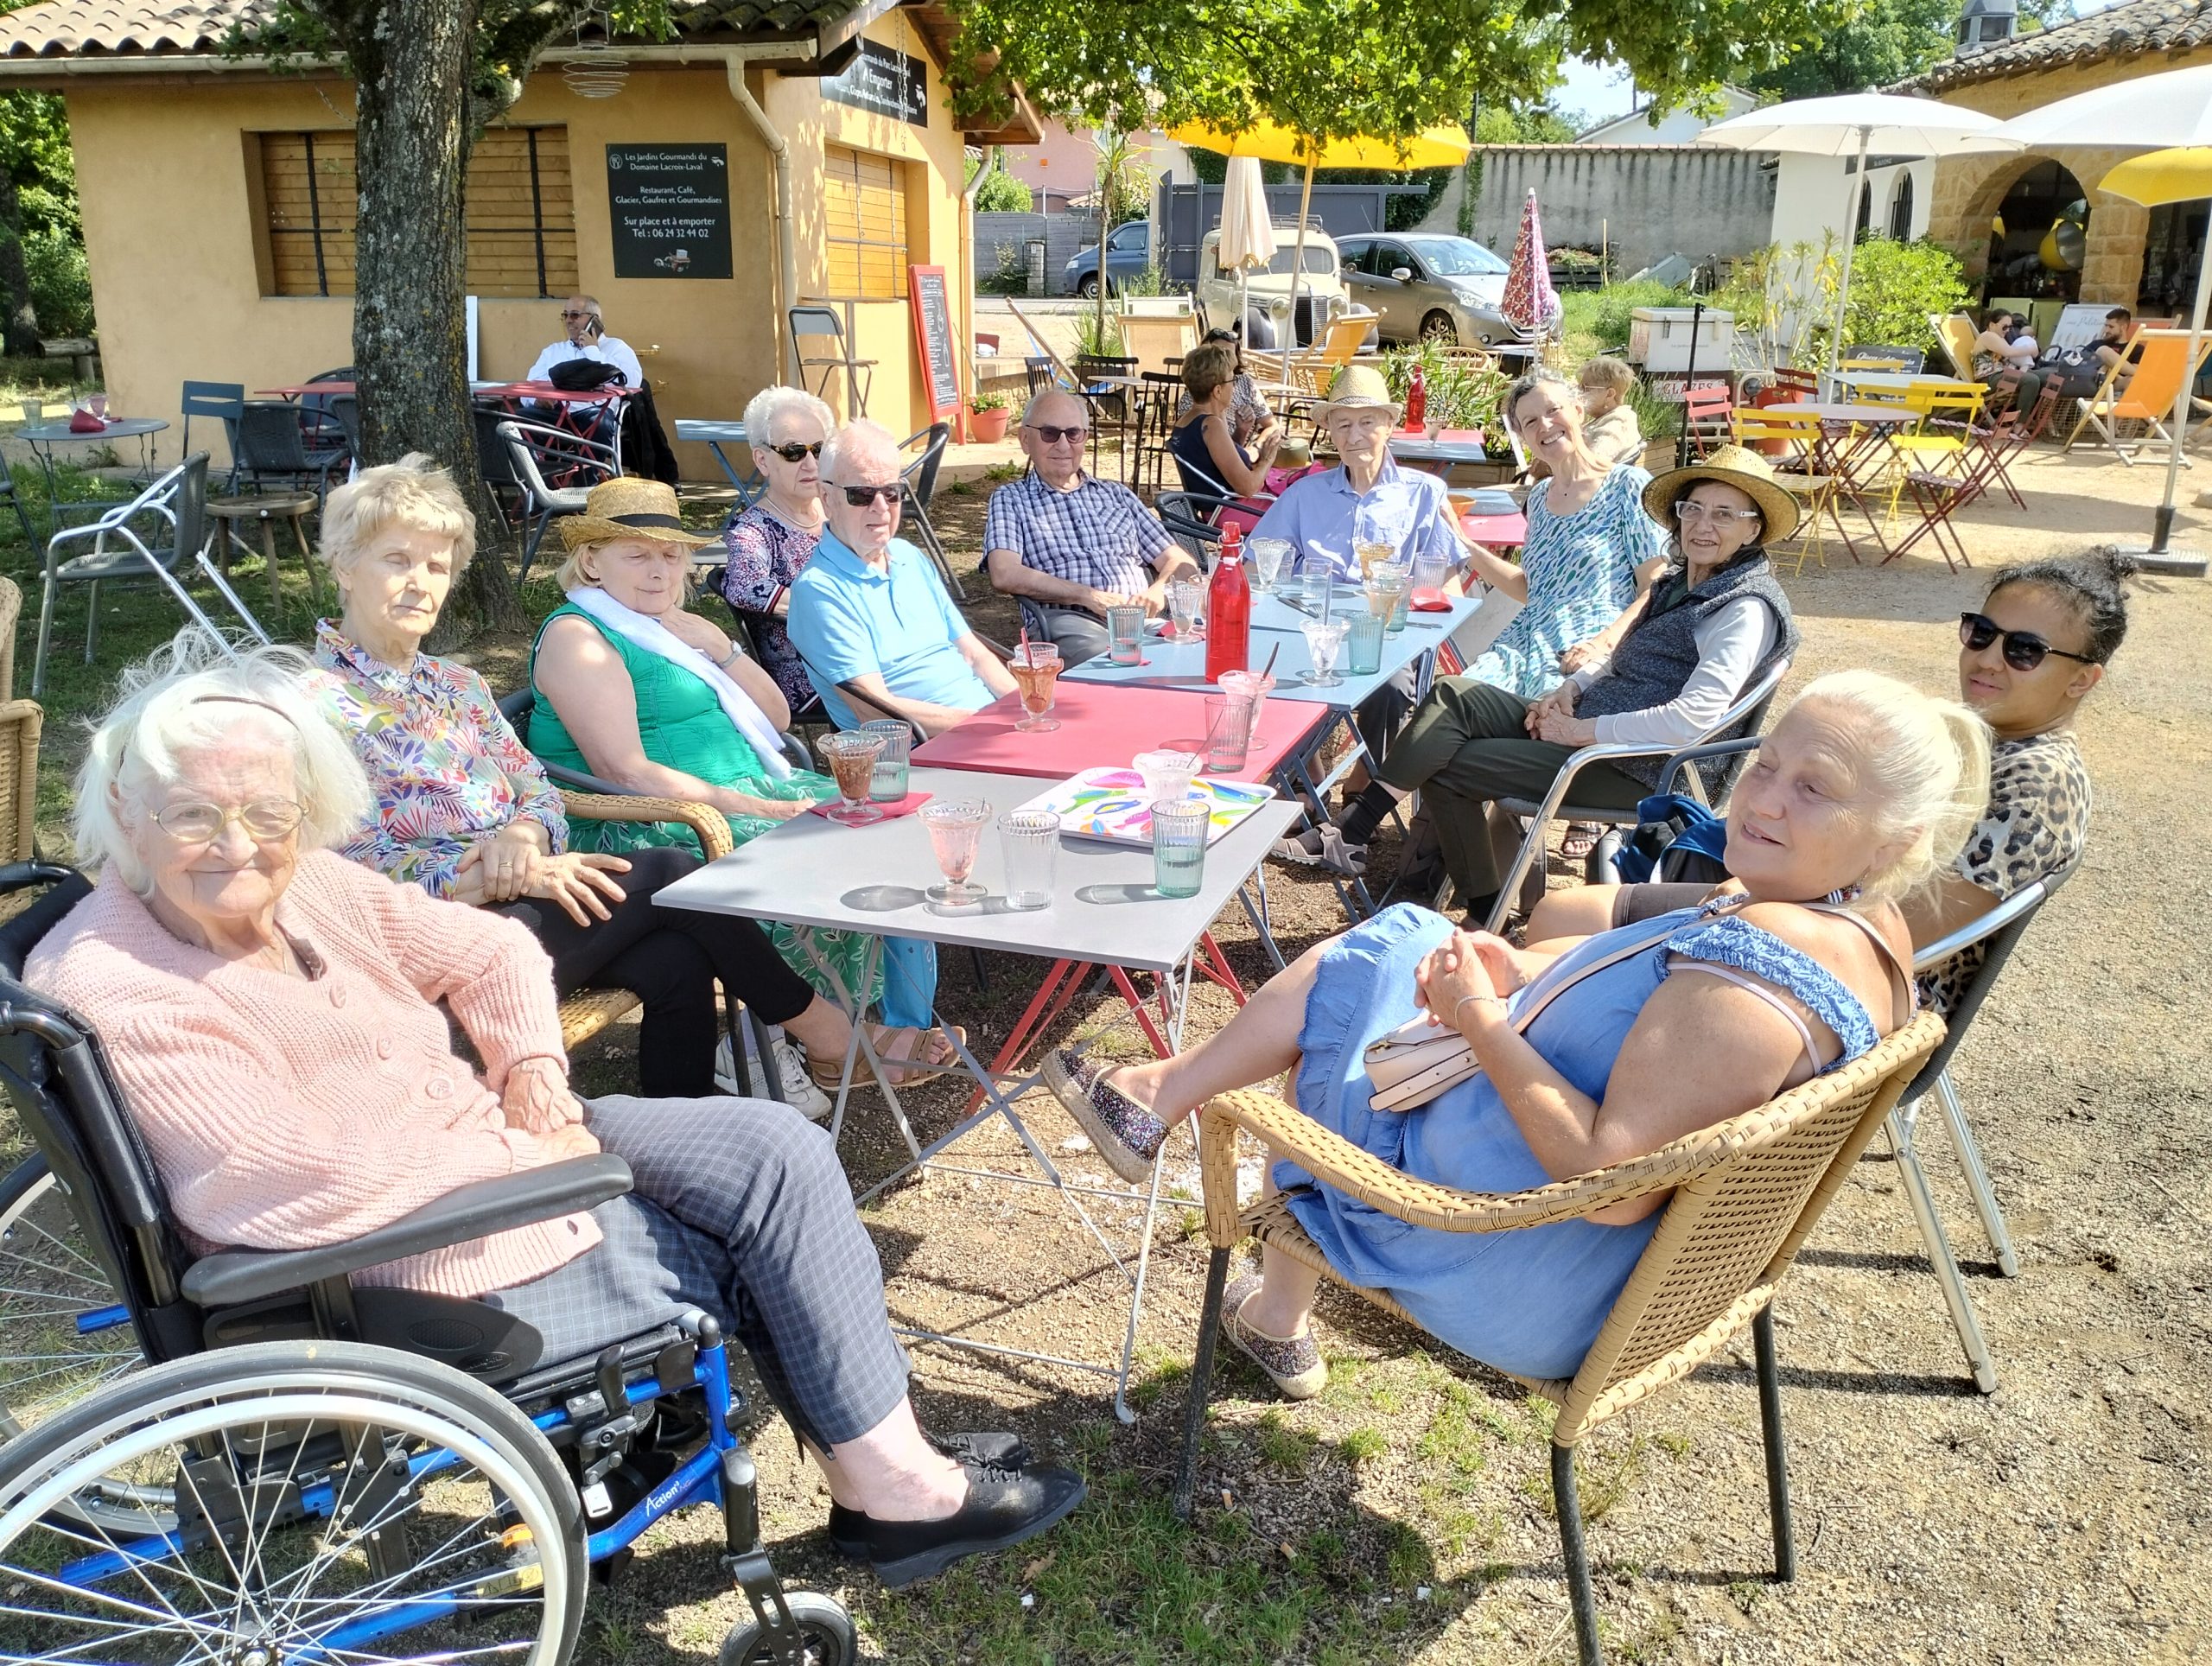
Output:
top-left (2138, 198), bottom-right (2209, 315)
top-left (1983, 160), bottom-right (2088, 306)
top-left (1889, 173), bottom-right (1916, 241)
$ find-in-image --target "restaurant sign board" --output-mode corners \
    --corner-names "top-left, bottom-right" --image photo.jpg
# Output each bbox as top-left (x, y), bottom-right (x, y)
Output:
top-left (607, 143), bottom-right (734, 279)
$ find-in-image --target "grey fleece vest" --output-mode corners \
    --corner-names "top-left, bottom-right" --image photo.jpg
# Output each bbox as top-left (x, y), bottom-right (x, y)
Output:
top-left (1576, 551), bottom-right (1798, 791)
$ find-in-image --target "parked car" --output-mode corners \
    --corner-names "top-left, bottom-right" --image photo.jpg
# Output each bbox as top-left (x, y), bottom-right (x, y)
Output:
top-left (1064, 220), bottom-right (1153, 297)
top-left (1193, 225), bottom-right (1361, 349)
top-left (1337, 232), bottom-right (1512, 346)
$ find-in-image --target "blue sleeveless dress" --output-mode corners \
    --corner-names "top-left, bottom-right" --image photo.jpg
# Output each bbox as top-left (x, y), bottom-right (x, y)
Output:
top-left (1279, 902), bottom-right (1884, 1382)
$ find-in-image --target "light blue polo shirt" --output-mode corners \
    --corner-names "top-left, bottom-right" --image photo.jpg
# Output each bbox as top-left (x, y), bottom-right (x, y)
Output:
top-left (1250, 456), bottom-right (1460, 582)
top-left (786, 531), bottom-right (997, 730)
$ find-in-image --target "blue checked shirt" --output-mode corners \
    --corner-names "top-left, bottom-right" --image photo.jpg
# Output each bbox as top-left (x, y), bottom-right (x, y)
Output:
top-left (982, 470), bottom-right (1178, 596)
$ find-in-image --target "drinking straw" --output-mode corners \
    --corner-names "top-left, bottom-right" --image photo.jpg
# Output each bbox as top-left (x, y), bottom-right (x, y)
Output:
top-left (1260, 640), bottom-right (1281, 678)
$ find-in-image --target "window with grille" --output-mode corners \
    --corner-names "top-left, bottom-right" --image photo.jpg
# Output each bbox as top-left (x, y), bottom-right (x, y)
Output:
top-left (823, 145), bottom-right (910, 300)
top-left (257, 126), bottom-right (580, 298)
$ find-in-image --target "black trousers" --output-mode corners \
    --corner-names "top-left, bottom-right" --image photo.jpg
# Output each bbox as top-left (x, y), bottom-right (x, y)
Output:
top-left (497, 847), bottom-right (816, 1098)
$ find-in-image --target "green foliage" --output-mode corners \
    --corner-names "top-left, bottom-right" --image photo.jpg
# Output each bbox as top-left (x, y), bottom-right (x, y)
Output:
top-left (969, 387), bottom-right (1014, 412)
top-left (1840, 236), bottom-right (1970, 357)
top-left (1074, 309), bottom-right (1123, 358)
top-left (0, 90), bottom-right (77, 241)
top-left (1380, 340), bottom-right (1509, 431)
top-left (1116, 264), bottom-right (1168, 299)
top-left (1715, 235), bottom-right (1965, 370)
top-left (970, 161), bottom-right (1033, 213)
top-left (1472, 101), bottom-right (1581, 144)
top-left (1742, 0), bottom-right (1956, 99)
top-left (23, 228), bottom-right (90, 337)
top-left (978, 239), bottom-right (1030, 295)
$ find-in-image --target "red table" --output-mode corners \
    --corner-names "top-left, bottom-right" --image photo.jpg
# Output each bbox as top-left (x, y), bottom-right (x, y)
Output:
top-left (912, 680), bottom-right (1323, 782)
top-left (1459, 509), bottom-right (1526, 548)
top-left (475, 381), bottom-right (637, 444)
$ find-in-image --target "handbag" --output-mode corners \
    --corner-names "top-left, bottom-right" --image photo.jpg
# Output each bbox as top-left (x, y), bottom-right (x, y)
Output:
top-left (547, 357), bottom-right (626, 392)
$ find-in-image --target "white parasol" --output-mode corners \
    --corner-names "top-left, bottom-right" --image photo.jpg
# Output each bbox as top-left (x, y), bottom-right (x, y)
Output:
top-left (1217, 156), bottom-right (1276, 350)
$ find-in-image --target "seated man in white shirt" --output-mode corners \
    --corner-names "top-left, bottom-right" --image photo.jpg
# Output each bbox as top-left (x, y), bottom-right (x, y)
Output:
top-left (526, 295), bottom-right (643, 434)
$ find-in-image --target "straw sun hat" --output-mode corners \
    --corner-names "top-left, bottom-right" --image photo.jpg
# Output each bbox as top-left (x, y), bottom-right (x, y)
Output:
top-left (1311, 364), bottom-right (1403, 424)
top-left (1641, 442), bottom-right (1802, 546)
top-left (558, 477), bottom-right (720, 552)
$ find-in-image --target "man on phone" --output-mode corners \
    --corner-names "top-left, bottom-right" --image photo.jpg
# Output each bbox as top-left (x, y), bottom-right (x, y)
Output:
top-left (527, 295), bottom-right (643, 432)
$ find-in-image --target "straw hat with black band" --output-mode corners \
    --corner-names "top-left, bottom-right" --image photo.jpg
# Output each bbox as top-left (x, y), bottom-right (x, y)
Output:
top-left (1641, 442), bottom-right (1801, 547)
top-left (1311, 363), bottom-right (1403, 426)
top-left (558, 477), bottom-right (721, 552)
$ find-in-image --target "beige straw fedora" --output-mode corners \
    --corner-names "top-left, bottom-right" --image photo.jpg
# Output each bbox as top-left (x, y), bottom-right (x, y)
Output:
top-left (1311, 364), bottom-right (1403, 424)
top-left (1641, 442), bottom-right (1802, 546)
top-left (558, 477), bottom-right (720, 551)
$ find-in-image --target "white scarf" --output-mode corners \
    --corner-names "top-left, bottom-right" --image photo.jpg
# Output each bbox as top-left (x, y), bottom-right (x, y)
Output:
top-left (567, 585), bottom-right (791, 781)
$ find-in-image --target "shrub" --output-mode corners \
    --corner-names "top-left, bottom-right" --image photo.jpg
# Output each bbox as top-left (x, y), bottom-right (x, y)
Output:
top-left (969, 387), bottom-right (1013, 412)
top-left (978, 239), bottom-right (1028, 296)
top-left (24, 229), bottom-right (90, 338)
top-left (971, 165), bottom-right (1032, 213)
top-left (1380, 340), bottom-right (1509, 432)
top-left (1716, 235), bottom-right (1967, 371)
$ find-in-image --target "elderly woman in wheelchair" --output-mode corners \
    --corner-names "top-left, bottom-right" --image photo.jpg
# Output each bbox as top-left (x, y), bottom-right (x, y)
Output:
top-left (1047, 672), bottom-right (1986, 1399)
top-left (3, 637), bottom-right (1080, 1663)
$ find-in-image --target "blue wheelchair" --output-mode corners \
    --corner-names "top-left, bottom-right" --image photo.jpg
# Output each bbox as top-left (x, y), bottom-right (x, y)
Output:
top-left (0, 863), bottom-right (853, 1664)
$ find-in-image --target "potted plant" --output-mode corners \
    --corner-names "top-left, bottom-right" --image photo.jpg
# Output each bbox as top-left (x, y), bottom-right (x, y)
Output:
top-left (968, 388), bottom-right (1014, 442)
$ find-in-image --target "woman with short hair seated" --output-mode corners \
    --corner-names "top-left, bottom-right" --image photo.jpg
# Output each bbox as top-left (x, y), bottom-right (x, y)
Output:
top-left (1168, 339), bottom-right (1281, 501)
top-left (527, 476), bottom-right (956, 1084)
top-left (1172, 326), bottom-right (1277, 448)
top-left (1044, 671), bottom-right (1985, 1394)
top-left (308, 454), bottom-right (875, 1111)
top-left (25, 639), bottom-right (1085, 1583)
top-left (1526, 548), bottom-right (2123, 1014)
top-left (715, 385), bottom-right (836, 715)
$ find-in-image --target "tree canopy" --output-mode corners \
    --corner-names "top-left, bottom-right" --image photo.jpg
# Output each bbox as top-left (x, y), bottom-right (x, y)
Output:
top-left (1743, 0), bottom-right (2080, 100)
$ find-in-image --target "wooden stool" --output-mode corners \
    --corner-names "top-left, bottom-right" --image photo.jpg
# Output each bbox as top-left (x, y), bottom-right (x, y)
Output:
top-left (207, 493), bottom-right (321, 626)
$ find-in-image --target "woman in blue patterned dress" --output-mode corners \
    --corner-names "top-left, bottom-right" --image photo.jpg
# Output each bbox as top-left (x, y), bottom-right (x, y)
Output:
top-left (1468, 370), bottom-right (1669, 701)
top-left (1046, 671), bottom-right (1986, 1392)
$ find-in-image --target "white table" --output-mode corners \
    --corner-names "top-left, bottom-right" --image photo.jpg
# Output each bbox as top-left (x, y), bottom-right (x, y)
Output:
top-left (653, 765), bottom-right (1302, 1418)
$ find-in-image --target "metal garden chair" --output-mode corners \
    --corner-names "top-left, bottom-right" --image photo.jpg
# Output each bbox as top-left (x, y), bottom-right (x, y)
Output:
top-left (496, 418), bottom-right (620, 583)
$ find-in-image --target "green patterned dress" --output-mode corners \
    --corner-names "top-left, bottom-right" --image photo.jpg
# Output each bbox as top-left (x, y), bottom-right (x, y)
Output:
top-left (526, 602), bottom-right (878, 1005)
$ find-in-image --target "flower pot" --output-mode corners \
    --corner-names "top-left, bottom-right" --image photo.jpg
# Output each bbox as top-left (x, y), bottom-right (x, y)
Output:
top-left (969, 405), bottom-right (1011, 442)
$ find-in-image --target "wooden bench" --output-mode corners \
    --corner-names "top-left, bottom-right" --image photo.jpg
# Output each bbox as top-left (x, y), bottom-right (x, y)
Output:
top-left (39, 338), bottom-right (98, 382)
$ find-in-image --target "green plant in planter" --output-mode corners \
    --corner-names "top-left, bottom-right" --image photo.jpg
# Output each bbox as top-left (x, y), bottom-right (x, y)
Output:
top-left (969, 388), bottom-right (1014, 413)
top-left (1380, 341), bottom-right (1510, 434)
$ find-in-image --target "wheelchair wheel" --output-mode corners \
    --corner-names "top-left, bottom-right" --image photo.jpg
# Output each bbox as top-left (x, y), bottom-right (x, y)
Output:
top-left (0, 1338), bottom-right (588, 1666)
top-left (719, 1590), bottom-right (856, 1666)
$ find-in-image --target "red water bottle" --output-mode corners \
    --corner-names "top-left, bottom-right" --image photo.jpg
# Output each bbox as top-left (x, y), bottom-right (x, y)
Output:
top-left (1205, 522), bottom-right (1251, 683)
top-left (1404, 364), bottom-right (1427, 432)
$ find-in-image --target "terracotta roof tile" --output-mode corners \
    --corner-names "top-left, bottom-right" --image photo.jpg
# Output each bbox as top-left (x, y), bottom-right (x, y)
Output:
top-left (1904, 0), bottom-right (2212, 92)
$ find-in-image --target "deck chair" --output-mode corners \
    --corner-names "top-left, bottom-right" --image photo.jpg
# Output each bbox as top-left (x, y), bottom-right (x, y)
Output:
top-left (1173, 1012), bottom-right (1945, 1666)
top-left (2062, 328), bottom-right (2212, 463)
top-left (1929, 313), bottom-right (1980, 382)
top-left (497, 419), bottom-right (619, 583)
top-left (1891, 862), bottom-right (2076, 1395)
top-left (897, 422), bottom-right (962, 599)
top-left (1280, 311), bottom-right (1376, 395)
top-left (1730, 407), bottom-right (1846, 571)
top-left (1119, 313), bottom-right (1198, 372)
top-left (788, 305), bottom-right (874, 415)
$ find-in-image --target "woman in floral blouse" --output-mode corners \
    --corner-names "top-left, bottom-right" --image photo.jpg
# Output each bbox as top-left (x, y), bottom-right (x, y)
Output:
top-left (716, 385), bottom-right (836, 711)
top-left (308, 455), bottom-right (921, 1116)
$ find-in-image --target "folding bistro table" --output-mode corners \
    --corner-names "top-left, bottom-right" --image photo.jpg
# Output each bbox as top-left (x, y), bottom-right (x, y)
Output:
top-left (652, 765), bottom-right (1304, 1418)
top-left (671, 419), bottom-right (761, 503)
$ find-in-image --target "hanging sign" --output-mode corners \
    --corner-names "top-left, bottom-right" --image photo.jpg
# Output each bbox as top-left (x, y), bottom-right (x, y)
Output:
top-left (823, 39), bottom-right (929, 126)
top-left (908, 265), bottom-right (961, 423)
top-left (606, 143), bottom-right (734, 279)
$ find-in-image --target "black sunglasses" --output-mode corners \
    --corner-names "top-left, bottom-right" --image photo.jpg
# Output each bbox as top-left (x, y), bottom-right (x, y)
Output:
top-left (836, 483), bottom-right (904, 507)
top-left (1024, 423), bottom-right (1089, 445)
top-left (1959, 611), bottom-right (2096, 672)
top-left (767, 440), bottom-right (823, 462)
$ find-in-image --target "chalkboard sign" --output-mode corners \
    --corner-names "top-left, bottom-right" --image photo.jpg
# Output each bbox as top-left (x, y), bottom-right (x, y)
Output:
top-left (908, 264), bottom-right (961, 422)
top-left (607, 144), bottom-right (733, 280)
top-left (823, 39), bottom-right (929, 126)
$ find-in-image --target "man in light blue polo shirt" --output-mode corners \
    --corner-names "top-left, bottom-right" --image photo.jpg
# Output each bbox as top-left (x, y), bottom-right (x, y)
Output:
top-left (788, 419), bottom-right (1015, 735)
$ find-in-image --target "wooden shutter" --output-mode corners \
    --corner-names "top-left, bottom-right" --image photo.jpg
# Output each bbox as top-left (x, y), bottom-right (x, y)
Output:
top-left (823, 145), bottom-right (909, 300)
top-left (260, 131), bottom-right (359, 297)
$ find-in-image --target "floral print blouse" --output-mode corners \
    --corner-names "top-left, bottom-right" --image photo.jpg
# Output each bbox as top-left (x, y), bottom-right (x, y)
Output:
top-left (308, 621), bottom-right (569, 899)
top-left (715, 502), bottom-right (824, 709)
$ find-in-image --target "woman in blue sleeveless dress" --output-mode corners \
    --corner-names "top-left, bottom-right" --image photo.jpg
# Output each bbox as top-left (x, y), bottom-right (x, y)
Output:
top-left (1045, 671), bottom-right (1991, 1393)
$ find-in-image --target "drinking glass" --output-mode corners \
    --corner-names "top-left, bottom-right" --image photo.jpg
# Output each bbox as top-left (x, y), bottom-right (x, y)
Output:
top-left (1353, 537), bottom-right (1395, 580)
top-left (19, 398), bottom-right (40, 426)
top-left (920, 799), bottom-right (990, 910)
top-left (1345, 611), bottom-right (1385, 676)
top-left (1370, 562), bottom-right (1411, 634)
top-left (1218, 669), bottom-right (1273, 750)
top-left (1151, 798), bottom-right (1211, 900)
top-left (1168, 578), bottom-right (1205, 640)
top-left (1300, 617), bottom-right (1350, 688)
top-left (859, 719), bottom-right (911, 801)
top-left (1203, 694), bottom-right (1253, 773)
top-left (1107, 604), bottom-right (1147, 665)
top-left (1410, 550), bottom-right (1451, 607)
top-left (1008, 642), bottom-right (1063, 733)
top-left (1299, 564), bottom-right (1334, 620)
top-left (998, 810), bottom-right (1060, 911)
top-left (1249, 536), bottom-right (1292, 595)
top-left (1134, 747), bottom-right (1199, 806)
top-left (86, 394), bottom-right (108, 421)
top-left (814, 732), bottom-right (887, 825)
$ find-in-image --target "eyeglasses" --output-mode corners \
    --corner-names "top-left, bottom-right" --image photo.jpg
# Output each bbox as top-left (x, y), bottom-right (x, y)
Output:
top-left (560, 309), bottom-right (597, 321)
top-left (836, 483), bottom-right (904, 507)
top-left (1674, 502), bottom-right (1763, 525)
top-left (767, 440), bottom-right (824, 463)
top-left (154, 798), bottom-right (304, 843)
top-left (1959, 611), bottom-right (2097, 672)
top-left (1024, 423), bottom-right (1089, 445)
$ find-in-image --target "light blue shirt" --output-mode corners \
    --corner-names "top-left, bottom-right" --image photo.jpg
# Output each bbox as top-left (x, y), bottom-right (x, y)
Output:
top-left (786, 531), bottom-right (997, 730)
top-left (1250, 457), bottom-right (1461, 582)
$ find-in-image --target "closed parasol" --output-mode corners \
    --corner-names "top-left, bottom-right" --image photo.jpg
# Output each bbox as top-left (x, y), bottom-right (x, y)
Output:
top-left (1217, 156), bottom-right (1275, 349)
top-left (1499, 188), bottom-right (1560, 342)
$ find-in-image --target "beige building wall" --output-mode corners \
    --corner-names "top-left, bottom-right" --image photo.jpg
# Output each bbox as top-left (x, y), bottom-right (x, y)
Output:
top-left (1928, 49), bottom-right (2212, 304)
top-left (64, 22), bottom-right (969, 481)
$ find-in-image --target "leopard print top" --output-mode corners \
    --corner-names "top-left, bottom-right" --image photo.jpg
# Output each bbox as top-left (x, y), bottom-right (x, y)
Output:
top-left (1916, 729), bottom-right (2091, 1016)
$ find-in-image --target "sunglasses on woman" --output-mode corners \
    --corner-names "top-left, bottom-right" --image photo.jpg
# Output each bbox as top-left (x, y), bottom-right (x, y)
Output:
top-left (836, 483), bottom-right (903, 506)
top-left (767, 441), bottom-right (823, 462)
top-left (1958, 611), bottom-right (2097, 671)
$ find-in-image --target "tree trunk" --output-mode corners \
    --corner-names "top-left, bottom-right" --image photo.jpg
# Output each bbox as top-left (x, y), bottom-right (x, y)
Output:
top-left (338, 0), bottom-right (521, 642)
top-left (0, 168), bottom-right (44, 358)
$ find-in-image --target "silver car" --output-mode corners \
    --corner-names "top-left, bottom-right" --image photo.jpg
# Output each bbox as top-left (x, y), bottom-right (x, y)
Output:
top-left (1338, 232), bottom-right (1512, 346)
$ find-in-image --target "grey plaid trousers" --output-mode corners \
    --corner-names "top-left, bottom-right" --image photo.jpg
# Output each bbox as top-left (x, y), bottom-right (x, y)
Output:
top-left (480, 1094), bottom-right (912, 1450)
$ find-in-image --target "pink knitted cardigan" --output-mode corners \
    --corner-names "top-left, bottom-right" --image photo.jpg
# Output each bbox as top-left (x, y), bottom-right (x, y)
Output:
top-left (26, 849), bottom-right (601, 1296)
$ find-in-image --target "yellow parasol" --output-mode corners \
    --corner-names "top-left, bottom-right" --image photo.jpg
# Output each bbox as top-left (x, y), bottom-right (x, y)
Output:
top-left (1166, 119), bottom-right (1471, 375)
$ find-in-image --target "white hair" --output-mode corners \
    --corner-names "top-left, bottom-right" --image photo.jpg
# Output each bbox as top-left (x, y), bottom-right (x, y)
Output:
top-left (1787, 670), bottom-right (1993, 906)
top-left (1020, 386), bottom-right (1085, 427)
top-left (818, 417), bottom-right (903, 484)
top-left (741, 385), bottom-right (836, 449)
top-left (73, 633), bottom-right (373, 893)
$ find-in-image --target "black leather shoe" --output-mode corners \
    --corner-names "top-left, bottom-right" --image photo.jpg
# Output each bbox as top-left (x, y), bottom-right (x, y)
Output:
top-left (824, 1432), bottom-right (1033, 1559)
top-left (861, 1460), bottom-right (1087, 1589)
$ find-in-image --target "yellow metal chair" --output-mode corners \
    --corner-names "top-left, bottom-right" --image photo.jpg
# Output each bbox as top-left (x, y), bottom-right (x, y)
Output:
top-left (1883, 382), bottom-right (1985, 524)
top-left (1730, 407), bottom-right (1842, 572)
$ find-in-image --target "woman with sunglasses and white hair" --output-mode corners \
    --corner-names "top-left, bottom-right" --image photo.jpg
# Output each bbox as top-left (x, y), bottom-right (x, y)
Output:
top-left (716, 385), bottom-right (837, 712)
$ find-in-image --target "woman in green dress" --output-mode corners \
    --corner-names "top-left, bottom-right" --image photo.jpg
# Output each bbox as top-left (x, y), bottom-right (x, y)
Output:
top-left (528, 478), bottom-right (956, 1083)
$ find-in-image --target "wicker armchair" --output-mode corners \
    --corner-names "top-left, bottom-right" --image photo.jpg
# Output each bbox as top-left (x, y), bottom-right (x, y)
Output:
top-left (0, 698), bottom-right (40, 868)
top-left (1173, 1011), bottom-right (1945, 1666)
top-left (0, 575), bottom-right (22, 703)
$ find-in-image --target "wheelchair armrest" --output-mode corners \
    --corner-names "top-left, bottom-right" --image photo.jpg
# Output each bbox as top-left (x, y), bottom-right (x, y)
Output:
top-left (181, 1154), bottom-right (633, 1308)
top-left (0, 861), bottom-right (82, 899)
